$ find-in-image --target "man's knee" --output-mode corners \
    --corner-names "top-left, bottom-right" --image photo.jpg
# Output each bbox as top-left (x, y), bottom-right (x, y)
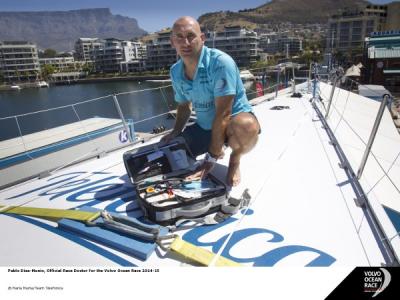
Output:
top-left (228, 112), bottom-right (260, 138)
top-left (227, 112), bottom-right (260, 152)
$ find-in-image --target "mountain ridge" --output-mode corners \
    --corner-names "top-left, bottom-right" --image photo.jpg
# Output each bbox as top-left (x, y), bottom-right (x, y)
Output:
top-left (0, 8), bottom-right (147, 51)
top-left (198, 0), bottom-right (370, 30)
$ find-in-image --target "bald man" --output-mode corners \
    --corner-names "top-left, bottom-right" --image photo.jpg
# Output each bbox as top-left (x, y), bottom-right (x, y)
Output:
top-left (162, 16), bottom-right (260, 186)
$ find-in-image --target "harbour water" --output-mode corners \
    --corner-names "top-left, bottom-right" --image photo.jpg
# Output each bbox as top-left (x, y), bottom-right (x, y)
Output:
top-left (0, 80), bottom-right (257, 141)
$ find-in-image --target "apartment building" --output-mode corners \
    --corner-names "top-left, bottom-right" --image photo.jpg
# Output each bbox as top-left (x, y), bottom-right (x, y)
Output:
top-left (0, 41), bottom-right (40, 82)
top-left (39, 56), bottom-right (76, 70)
top-left (74, 38), bottom-right (103, 62)
top-left (205, 26), bottom-right (260, 68)
top-left (327, 4), bottom-right (399, 56)
top-left (259, 33), bottom-right (303, 56)
top-left (120, 41), bottom-right (147, 73)
top-left (91, 39), bottom-right (147, 73)
top-left (146, 31), bottom-right (177, 71)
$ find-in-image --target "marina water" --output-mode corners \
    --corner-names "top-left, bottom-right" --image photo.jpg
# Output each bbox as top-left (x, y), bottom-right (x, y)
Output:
top-left (0, 80), bottom-right (257, 141)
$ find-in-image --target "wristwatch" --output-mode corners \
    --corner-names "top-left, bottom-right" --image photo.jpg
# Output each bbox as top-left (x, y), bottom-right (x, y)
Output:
top-left (204, 152), bottom-right (218, 164)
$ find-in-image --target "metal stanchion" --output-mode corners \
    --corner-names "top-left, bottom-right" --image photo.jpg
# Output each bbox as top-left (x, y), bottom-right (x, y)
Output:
top-left (325, 76), bottom-right (338, 119)
top-left (357, 95), bottom-right (389, 179)
top-left (275, 69), bottom-right (280, 98)
top-left (113, 94), bottom-right (133, 143)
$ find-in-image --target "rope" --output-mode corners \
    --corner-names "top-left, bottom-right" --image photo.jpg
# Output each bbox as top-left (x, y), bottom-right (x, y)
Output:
top-left (0, 94), bottom-right (114, 121)
top-left (48, 147), bottom-right (100, 175)
top-left (133, 111), bottom-right (171, 125)
top-left (365, 150), bottom-right (400, 197)
top-left (114, 85), bottom-right (172, 97)
top-left (324, 82), bottom-right (400, 197)
top-left (0, 84), bottom-right (173, 121)
top-left (71, 104), bottom-right (99, 151)
top-left (332, 81), bottom-right (352, 135)
top-left (14, 116), bottom-right (34, 161)
top-left (159, 87), bottom-right (176, 120)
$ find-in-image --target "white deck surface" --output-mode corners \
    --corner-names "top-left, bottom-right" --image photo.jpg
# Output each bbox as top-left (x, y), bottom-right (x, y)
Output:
top-left (1, 84), bottom-right (398, 269)
top-left (0, 117), bottom-right (122, 159)
top-left (2, 84), bottom-right (400, 299)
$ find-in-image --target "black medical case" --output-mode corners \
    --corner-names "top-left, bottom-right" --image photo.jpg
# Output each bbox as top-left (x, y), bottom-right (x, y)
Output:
top-left (123, 137), bottom-right (228, 225)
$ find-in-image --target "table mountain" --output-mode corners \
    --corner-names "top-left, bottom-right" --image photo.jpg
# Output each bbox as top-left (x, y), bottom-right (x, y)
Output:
top-left (0, 8), bottom-right (147, 51)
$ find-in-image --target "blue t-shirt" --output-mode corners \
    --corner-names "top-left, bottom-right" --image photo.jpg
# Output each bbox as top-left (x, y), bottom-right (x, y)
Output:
top-left (170, 46), bottom-right (252, 130)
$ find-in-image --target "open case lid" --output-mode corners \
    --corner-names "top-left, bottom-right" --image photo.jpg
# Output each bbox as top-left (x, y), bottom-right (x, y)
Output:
top-left (123, 136), bottom-right (196, 184)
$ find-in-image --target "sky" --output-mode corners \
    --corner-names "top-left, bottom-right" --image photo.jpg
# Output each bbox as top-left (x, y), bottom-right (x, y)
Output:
top-left (0, 0), bottom-right (395, 32)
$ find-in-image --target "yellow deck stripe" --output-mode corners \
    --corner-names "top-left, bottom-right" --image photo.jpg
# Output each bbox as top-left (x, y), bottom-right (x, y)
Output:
top-left (0, 205), bottom-right (100, 222)
top-left (170, 237), bottom-right (241, 267)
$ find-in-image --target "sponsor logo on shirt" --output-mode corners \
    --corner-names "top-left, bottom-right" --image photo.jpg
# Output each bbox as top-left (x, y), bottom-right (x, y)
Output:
top-left (215, 78), bottom-right (227, 90)
top-left (193, 100), bottom-right (214, 110)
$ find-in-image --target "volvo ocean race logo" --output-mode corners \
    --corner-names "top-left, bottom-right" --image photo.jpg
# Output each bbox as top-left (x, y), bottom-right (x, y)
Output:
top-left (364, 268), bottom-right (391, 297)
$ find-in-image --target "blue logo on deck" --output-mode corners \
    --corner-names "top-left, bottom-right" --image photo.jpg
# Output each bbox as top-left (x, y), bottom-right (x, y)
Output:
top-left (7, 171), bottom-right (336, 267)
top-left (182, 210), bottom-right (336, 266)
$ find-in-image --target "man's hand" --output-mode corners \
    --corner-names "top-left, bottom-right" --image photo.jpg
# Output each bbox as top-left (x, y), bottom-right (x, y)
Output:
top-left (186, 161), bottom-right (215, 181)
top-left (160, 102), bottom-right (192, 144)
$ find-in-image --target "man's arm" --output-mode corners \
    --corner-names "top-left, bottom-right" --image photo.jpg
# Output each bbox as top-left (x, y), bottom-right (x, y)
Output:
top-left (172, 101), bottom-right (192, 134)
top-left (209, 95), bottom-right (234, 158)
top-left (186, 95), bottom-right (233, 182)
top-left (161, 101), bottom-right (192, 143)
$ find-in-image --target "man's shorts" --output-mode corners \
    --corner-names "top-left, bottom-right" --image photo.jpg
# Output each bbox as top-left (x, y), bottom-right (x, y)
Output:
top-left (179, 111), bottom-right (261, 158)
top-left (180, 123), bottom-right (211, 157)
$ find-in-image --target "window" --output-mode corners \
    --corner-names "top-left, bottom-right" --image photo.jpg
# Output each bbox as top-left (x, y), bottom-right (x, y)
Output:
top-left (367, 20), bottom-right (374, 26)
top-left (340, 22), bottom-right (350, 29)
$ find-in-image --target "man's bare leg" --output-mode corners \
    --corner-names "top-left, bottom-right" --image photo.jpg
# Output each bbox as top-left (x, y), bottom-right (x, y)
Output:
top-left (226, 112), bottom-right (260, 186)
top-left (227, 151), bottom-right (241, 186)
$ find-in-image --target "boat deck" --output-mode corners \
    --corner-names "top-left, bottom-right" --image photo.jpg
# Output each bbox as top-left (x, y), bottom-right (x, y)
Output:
top-left (0, 117), bottom-right (123, 160)
top-left (1, 83), bottom-right (399, 269)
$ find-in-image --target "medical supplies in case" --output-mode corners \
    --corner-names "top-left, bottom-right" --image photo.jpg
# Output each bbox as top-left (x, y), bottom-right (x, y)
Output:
top-left (123, 137), bottom-right (228, 225)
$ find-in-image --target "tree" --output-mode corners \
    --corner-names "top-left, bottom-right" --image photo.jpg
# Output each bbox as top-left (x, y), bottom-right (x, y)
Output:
top-left (58, 52), bottom-right (72, 57)
top-left (22, 71), bottom-right (30, 82)
top-left (14, 70), bottom-right (21, 83)
top-left (32, 70), bottom-right (39, 81)
top-left (250, 57), bottom-right (277, 69)
top-left (41, 64), bottom-right (55, 80)
top-left (40, 48), bottom-right (57, 58)
top-left (82, 62), bottom-right (94, 74)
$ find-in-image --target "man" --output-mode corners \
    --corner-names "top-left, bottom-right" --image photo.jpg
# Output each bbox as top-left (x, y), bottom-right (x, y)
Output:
top-left (162, 16), bottom-right (260, 186)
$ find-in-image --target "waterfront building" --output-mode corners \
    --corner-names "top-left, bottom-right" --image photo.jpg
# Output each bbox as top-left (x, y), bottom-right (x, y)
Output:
top-left (74, 38), bottom-right (103, 62)
top-left (259, 33), bottom-right (279, 54)
top-left (259, 33), bottom-right (303, 57)
top-left (327, 4), bottom-right (400, 58)
top-left (49, 71), bottom-right (85, 83)
top-left (39, 57), bottom-right (76, 71)
top-left (205, 26), bottom-right (260, 68)
top-left (39, 57), bottom-right (88, 82)
top-left (145, 30), bottom-right (177, 71)
top-left (120, 60), bottom-right (147, 73)
top-left (92, 39), bottom-right (147, 73)
top-left (363, 30), bottom-right (400, 93)
top-left (0, 41), bottom-right (41, 83)
top-left (120, 41), bottom-right (147, 73)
